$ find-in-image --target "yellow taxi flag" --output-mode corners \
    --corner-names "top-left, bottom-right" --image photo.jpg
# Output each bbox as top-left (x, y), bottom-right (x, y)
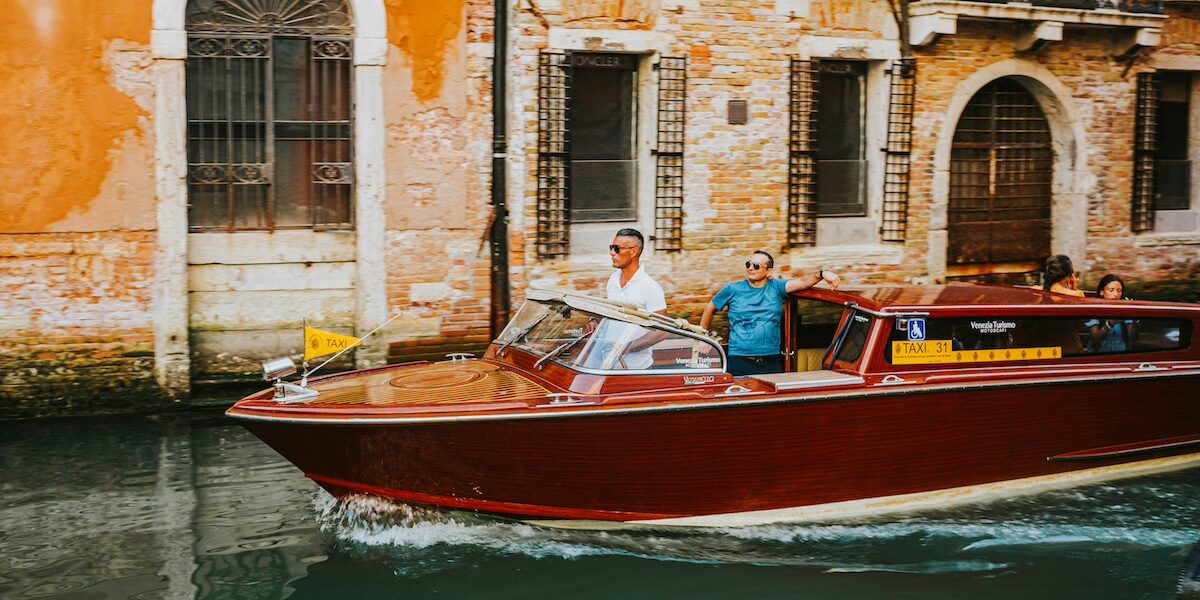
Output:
top-left (304, 326), bottom-right (361, 361)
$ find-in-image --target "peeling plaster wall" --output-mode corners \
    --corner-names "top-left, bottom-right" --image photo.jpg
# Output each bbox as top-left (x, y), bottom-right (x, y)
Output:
top-left (385, 0), bottom-right (467, 103)
top-left (0, 2), bottom-right (155, 233)
top-left (0, 2), bottom-right (164, 417)
top-left (380, 0), bottom-right (496, 360)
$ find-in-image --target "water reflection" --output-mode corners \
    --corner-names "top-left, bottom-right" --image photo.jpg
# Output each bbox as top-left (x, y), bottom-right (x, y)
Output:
top-left (1, 412), bottom-right (1198, 599)
top-left (0, 415), bottom-right (328, 599)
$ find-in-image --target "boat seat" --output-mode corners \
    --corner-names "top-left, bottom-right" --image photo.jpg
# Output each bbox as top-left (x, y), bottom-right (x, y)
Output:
top-left (794, 348), bottom-right (826, 372)
top-left (749, 370), bottom-right (865, 391)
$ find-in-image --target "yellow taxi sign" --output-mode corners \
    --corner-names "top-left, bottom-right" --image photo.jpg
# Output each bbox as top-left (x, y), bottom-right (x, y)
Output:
top-left (891, 340), bottom-right (1062, 365)
top-left (304, 326), bottom-right (361, 361)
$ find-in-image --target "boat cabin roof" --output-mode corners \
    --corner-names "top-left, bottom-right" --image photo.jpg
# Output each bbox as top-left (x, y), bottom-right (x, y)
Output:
top-left (796, 283), bottom-right (1200, 316)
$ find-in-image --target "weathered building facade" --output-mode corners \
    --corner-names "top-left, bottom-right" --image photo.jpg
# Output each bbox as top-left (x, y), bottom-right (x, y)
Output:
top-left (2, 0), bottom-right (1198, 417)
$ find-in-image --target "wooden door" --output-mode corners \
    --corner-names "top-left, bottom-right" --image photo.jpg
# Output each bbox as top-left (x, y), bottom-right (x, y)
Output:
top-left (948, 78), bottom-right (1052, 266)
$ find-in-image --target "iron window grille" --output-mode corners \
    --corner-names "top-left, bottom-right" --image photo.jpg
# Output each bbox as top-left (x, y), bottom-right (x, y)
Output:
top-left (1132, 72), bottom-right (1159, 232)
top-left (654, 57), bottom-right (687, 252)
top-left (788, 58), bottom-right (819, 246)
top-left (881, 58), bottom-right (916, 243)
top-left (536, 51), bottom-right (572, 259)
top-left (185, 0), bottom-right (353, 232)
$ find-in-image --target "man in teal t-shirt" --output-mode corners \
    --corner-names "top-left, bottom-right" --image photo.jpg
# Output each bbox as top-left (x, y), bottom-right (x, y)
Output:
top-left (700, 251), bottom-right (840, 376)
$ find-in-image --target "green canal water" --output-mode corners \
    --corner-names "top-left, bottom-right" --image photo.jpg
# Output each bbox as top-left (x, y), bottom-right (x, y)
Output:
top-left (1, 411), bottom-right (1198, 599)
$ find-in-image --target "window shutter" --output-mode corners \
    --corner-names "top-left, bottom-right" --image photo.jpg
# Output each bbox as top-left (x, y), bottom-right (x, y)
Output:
top-left (882, 58), bottom-right (916, 243)
top-left (537, 51), bottom-right (571, 259)
top-left (788, 58), bottom-right (819, 246)
top-left (654, 56), bottom-right (687, 251)
top-left (1132, 72), bottom-right (1159, 233)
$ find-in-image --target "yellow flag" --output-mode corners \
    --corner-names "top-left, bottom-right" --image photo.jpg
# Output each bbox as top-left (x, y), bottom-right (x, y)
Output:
top-left (304, 326), bottom-right (361, 361)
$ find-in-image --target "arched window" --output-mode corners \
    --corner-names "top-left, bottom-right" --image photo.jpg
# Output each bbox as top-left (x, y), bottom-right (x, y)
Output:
top-left (948, 78), bottom-right (1052, 267)
top-left (185, 0), bottom-right (354, 231)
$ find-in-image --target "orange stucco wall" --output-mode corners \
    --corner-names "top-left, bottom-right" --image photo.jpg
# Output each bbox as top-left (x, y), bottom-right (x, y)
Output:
top-left (0, 2), bottom-right (155, 234)
top-left (385, 0), bottom-right (465, 103)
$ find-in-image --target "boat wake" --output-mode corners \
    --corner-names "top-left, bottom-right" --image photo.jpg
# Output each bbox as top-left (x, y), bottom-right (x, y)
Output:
top-left (311, 472), bottom-right (1200, 575)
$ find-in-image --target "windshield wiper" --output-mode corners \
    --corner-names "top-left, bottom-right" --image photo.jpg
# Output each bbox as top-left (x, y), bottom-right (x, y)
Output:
top-left (497, 312), bottom-right (551, 356)
top-left (533, 328), bottom-right (594, 370)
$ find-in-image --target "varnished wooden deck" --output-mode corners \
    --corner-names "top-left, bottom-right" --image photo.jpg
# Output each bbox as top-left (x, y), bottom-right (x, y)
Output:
top-left (301, 361), bottom-right (550, 408)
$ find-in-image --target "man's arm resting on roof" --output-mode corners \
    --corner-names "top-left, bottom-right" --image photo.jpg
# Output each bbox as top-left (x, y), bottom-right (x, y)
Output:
top-left (785, 269), bottom-right (840, 294)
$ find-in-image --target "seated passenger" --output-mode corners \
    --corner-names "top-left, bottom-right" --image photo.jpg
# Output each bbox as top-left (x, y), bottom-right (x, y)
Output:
top-left (1086, 274), bottom-right (1135, 353)
top-left (1043, 255), bottom-right (1084, 297)
top-left (699, 251), bottom-right (840, 377)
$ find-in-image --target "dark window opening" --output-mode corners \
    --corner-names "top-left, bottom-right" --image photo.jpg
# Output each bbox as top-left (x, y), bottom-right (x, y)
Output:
top-left (569, 54), bottom-right (637, 222)
top-left (816, 61), bottom-right (867, 216)
top-left (1156, 72), bottom-right (1191, 211)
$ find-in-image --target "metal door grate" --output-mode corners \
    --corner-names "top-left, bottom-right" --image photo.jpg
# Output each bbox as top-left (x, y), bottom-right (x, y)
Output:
top-left (1132, 72), bottom-right (1159, 233)
top-left (537, 51), bottom-right (571, 259)
top-left (881, 58), bottom-right (915, 243)
top-left (788, 58), bottom-right (819, 246)
top-left (655, 57), bottom-right (687, 252)
top-left (185, 0), bottom-right (353, 232)
top-left (948, 78), bottom-right (1052, 265)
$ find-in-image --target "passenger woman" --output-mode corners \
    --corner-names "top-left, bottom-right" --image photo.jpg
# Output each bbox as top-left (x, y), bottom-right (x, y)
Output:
top-left (1042, 254), bottom-right (1084, 297)
top-left (1086, 274), bottom-right (1135, 352)
top-left (1095, 273), bottom-right (1128, 301)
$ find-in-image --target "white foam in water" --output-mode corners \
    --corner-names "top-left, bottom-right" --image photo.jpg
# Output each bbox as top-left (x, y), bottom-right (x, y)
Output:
top-left (824, 560), bottom-right (1011, 574)
top-left (309, 474), bottom-right (1200, 569)
top-left (312, 492), bottom-right (619, 560)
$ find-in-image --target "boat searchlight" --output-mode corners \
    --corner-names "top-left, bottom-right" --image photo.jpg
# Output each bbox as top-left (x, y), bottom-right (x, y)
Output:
top-left (262, 356), bottom-right (297, 381)
top-left (261, 356), bottom-right (319, 404)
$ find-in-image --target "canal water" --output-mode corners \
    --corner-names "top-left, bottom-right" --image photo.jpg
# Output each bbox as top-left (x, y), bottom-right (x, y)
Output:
top-left (2, 411), bottom-right (1198, 599)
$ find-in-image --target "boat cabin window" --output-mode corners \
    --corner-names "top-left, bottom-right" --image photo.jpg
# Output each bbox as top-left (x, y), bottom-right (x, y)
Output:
top-left (499, 300), bottom-right (725, 373)
top-left (883, 316), bottom-right (1193, 365)
top-left (789, 298), bottom-right (850, 371)
top-left (833, 312), bottom-right (872, 365)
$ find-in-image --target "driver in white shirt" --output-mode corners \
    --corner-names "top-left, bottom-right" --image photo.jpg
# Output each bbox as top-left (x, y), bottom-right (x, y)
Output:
top-left (605, 228), bottom-right (667, 314)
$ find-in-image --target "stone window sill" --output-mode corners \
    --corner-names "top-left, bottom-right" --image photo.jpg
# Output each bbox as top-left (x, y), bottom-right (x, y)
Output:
top-left (1134, 232), bottom-right (1200, 247)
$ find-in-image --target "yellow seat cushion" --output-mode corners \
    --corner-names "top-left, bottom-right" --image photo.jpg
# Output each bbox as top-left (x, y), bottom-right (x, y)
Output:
top-left (794, 348), bottom-right (826, 372)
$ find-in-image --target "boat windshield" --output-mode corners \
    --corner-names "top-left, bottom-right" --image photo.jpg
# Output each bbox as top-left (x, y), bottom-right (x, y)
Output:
top-left (498, 300), bottom-right (725, 373)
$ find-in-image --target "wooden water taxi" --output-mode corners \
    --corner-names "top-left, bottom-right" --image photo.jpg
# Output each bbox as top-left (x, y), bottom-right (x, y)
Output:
top-left (226, 284), bottom-right (1200, 527)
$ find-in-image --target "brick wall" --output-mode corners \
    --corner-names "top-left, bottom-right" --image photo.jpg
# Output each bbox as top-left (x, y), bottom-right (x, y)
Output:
top-left (3, 1), bottom-right (1198, 417)
top-left (0, 232), bottom-right (164, 418)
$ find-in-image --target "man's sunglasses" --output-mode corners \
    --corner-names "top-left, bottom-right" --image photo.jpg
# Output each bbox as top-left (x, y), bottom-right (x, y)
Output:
top-left (610, 245), bottom-right (637, 253)
top-left (745, 261), bottom-right (770, 270)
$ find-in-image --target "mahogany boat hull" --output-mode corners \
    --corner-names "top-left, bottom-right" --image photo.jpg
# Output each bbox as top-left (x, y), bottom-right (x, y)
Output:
top-left (236, 372), bottom-right (1200, 525)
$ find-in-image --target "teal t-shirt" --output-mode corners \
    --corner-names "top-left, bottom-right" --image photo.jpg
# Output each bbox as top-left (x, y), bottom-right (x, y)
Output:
top-left (712, 278), bottom-right (789, 357)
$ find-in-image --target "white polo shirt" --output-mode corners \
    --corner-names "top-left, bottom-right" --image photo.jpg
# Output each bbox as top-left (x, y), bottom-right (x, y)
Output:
top-left (606, 266), bottom-right (667, 312)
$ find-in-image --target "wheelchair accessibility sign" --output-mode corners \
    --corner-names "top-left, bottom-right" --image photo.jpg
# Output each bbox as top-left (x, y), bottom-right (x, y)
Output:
top-left (907, 318), bottom-right (926, 341)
